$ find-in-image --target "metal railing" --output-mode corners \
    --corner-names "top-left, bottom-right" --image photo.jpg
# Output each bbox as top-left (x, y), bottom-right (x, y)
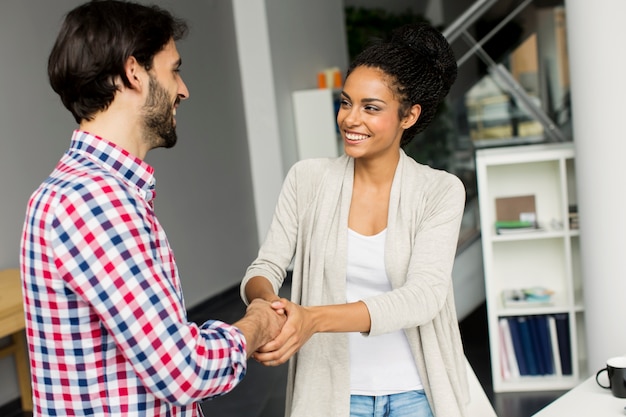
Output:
top-left (443, 0), bottom-right (567, 142)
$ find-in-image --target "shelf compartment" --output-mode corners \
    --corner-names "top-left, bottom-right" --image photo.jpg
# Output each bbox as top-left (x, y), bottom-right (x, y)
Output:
top-left (484, 160), bottom-right (565, 233)
top-left (490, 238), bottom-right (569, 303)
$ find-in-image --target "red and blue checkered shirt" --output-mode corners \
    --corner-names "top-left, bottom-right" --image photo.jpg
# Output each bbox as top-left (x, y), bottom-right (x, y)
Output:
top-left (20, 130), bottom-right (248, 416)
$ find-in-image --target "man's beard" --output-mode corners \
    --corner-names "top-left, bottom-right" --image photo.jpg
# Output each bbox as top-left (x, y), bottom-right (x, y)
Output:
top-left (142, 76), bottom-right (178, 149)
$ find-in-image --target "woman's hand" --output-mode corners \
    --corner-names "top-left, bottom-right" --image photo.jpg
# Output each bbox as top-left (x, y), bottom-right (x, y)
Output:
top-left (252, 299), bottom-right (371, 366)
top-left (253, 298), bottom-right (317, 366)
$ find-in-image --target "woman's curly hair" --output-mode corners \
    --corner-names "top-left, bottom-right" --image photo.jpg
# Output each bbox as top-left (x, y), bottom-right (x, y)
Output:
top-left (346, 22), bottom-right (457, 147)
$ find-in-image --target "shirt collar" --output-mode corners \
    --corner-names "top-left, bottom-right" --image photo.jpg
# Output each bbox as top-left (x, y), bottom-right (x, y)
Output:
top-left (68, 130), bottom-right (156, 204)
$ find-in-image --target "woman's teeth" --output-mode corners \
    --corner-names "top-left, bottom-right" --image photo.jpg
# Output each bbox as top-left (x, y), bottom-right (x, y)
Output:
top-left (345, 132), bottom-right (368, 141)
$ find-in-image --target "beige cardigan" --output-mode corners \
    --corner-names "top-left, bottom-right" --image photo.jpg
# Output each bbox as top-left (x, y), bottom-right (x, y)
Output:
top-left (241, 150), bottom-right (469, 417)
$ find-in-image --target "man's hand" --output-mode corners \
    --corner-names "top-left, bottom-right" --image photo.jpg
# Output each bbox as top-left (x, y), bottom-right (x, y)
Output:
top-left (234, 298), bottom-right (286, 357)
top-left (252, 298), bottom-right (317, 366)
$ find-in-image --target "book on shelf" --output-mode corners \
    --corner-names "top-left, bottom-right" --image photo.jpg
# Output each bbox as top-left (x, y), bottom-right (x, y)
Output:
top-left (507, 317), bottom-right (529, 376)
top-left (498, 319), bottom-right (511, 380)
top-left (501, 287), bottom-right (554, 307)
top-left (569, 204), bottom-right (579, 230)
top-left (538, 316), bottom-right (556, 374)
top-left (499, 318), bottom-right (520, 380)
top-left (554, 313), bottom-right (573, 375)
top-left (500, 314), bottom-right (572, 379)
top-left (530, 316), bottom-right (555, 375)
top-left (495, 220), bottom-right (541, 234)
top-left (528, 316), bottom-right (545, 375)
top-left (516, 316), bottom-right (539, 375)
top-left (494, 195), bottom-right (540, 234)
top-left (547, 315), bottom-right (563, 376)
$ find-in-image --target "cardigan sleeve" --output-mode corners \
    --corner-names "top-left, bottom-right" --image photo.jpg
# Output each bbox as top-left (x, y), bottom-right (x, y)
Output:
top-left (363, 166), bottom-right (466, 337)
top-left (240, 158), bottom-right (333, 304)
top-left (240, 163), bottom-right (300, 304)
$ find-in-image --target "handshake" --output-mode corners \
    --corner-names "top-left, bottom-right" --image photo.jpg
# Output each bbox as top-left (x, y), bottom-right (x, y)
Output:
top-left (234, 297), bottom-right (313, 366)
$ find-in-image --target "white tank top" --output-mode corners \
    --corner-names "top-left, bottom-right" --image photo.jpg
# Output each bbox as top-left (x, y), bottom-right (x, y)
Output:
top-left (346, 228), bottom-right (423, 395)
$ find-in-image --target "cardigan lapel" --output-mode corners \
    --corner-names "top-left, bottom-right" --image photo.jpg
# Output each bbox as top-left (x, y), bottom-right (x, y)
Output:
top-left (301, 156), bottom-right (352, 305)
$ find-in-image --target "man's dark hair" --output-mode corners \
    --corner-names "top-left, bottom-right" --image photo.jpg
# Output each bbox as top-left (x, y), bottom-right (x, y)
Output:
top-left (48, 0), bottom-right (188, 123)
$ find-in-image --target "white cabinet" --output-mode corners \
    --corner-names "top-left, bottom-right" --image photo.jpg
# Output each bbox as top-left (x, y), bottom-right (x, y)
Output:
top-left (476, 142), bottom-right (586, 392)
top-left (292, 88), bottom-right (341, 160)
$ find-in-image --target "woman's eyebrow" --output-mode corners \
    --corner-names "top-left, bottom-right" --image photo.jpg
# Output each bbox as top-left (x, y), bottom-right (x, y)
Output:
top-left (341, 92), bottom-right (386, 105)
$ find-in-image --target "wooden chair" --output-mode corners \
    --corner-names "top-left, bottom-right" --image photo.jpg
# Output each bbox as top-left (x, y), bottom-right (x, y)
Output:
top-left (0, 268), bottom-right (33, 412)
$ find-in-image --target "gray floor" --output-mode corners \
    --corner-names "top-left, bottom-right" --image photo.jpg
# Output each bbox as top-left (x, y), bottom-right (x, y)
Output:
top-left (193, 279), bottom-right (292, 417)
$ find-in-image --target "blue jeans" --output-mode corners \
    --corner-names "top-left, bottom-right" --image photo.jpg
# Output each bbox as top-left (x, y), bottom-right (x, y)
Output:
top-left (350, 390), bottom-right (434, 417)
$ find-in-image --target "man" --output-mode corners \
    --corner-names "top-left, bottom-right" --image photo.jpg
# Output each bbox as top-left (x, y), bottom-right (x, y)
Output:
top-left (20, 1), bottom-right (285, 416)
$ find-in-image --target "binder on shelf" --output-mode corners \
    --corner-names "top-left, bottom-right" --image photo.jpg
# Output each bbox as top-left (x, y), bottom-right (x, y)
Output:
top-left (528, 316), bottom-right (547, 375)
top-left (507, 317), bottom-right (529, 376)
top-left (554, 313), bottom-right (573, 375)
top-left (547, 315), bottom-right (563, 376)
top-left (532, 315), bottom-right (555, 375)
top-left (504, 315), bottom-right (566, 378)
top-left (516, 316), bottom-right (539, 375)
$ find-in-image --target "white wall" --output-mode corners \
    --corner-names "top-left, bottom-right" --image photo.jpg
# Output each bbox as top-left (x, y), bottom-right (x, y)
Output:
top-left (265, 0), bottom-right (349, 172)
top-left (565, 0), bottom-right (626, 374)
top-left (232, 0), bottom-right (285, 246)
top-left (234, 0), bottom-right (350, 245)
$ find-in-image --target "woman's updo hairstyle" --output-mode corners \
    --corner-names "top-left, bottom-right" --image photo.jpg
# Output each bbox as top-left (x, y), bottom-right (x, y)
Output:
top-left (346, 22), bottom-right (457, 147)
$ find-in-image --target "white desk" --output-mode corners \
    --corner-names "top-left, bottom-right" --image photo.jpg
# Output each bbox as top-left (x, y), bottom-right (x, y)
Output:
top-left (465, 359), bottom-right (497, 417)
top-left (532, 375), bottom-right (626, 416)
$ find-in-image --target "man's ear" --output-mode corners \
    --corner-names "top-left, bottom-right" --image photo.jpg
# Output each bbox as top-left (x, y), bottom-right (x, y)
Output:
top-left (402, 104), bottom-right (421, 130)
top-left (124, 56), bottom-right (144, 91)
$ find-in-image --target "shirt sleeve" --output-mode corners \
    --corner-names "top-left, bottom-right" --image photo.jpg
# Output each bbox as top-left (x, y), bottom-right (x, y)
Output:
top-left (50, 177), bottom-right (247, 405)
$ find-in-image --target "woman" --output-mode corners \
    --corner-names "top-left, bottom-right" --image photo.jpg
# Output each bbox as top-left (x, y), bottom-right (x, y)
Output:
top-left (241, 22), bottom-right (469, 417)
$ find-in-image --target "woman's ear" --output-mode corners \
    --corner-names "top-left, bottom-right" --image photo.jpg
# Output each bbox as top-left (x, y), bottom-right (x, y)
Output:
top-left (402, 104), bottom-right (421, 129)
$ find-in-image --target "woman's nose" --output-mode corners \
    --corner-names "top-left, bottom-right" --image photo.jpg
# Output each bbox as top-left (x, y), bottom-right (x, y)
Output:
top-left (341, 107), bottom-right (359, 126)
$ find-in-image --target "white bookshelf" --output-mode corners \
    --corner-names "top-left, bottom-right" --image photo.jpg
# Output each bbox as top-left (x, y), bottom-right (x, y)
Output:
top-left (476, 142), bottom-right (586, 392)
top-left (292, 88), bottom-right (341, 160)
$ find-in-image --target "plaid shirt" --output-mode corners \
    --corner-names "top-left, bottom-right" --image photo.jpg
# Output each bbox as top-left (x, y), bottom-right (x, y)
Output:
top-left (20, 130), bottom-right (248, 416)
